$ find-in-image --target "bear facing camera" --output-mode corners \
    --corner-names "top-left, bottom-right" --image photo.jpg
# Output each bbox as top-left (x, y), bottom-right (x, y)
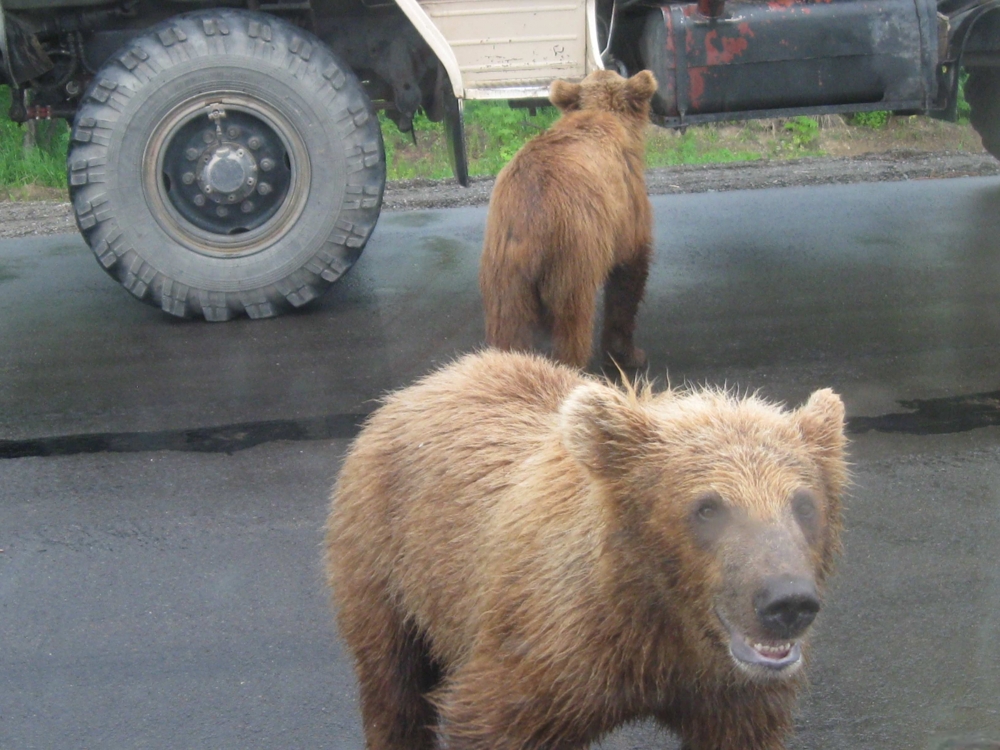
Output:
top-left (325, 349), bottom-right (848, 750)
top-left (479, 70), bottom-right (658, 370)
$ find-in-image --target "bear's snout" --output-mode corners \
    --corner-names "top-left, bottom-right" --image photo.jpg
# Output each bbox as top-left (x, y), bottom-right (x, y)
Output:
top-left (754, 576), bottom-right (820, 640)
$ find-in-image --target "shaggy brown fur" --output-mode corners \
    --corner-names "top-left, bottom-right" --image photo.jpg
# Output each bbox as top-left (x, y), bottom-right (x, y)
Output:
top-left (325, 349), bottom-right (847, 750)
top-left (479, 70), bottom-right (657, 369)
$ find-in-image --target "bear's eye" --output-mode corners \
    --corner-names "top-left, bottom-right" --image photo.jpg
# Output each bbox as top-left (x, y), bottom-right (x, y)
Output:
top-left (697, 502), bottom-right (718, 521)
top-left (690, 493), bottom-right (729, 548)
top-left (792, 490), bottom-right (821, 539)
top-left (693, 493), bottom-right (726, 522)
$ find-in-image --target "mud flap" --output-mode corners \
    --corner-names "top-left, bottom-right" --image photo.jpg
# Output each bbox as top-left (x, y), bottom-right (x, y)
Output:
top-left (443, 86), bottom-right (469, 187)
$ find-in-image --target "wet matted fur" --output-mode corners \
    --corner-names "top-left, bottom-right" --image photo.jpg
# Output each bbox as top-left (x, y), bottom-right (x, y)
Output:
top-left (325, 349), bottom-right (847, 750)
top-left (479, 70), bottom-right (658, 369)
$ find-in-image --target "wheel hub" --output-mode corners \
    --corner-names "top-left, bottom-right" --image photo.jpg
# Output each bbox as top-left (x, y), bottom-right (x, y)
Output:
top-left (158, 103), bottom-right (293, 237)
top-left (197, 143), bottom-right (258, 203)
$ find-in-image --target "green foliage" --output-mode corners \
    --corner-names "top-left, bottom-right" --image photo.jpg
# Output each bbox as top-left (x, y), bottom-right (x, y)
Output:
top-left (464, 100), bottom-right (561, 175)
top-left (0, 86), bottom-right (70, 190)
top-left (380, 100), bottom-right (561, 181)
top-left (379, 109), bottom-right (453, 181)
top-left (850, 110), bottom-right (890, 129)
top-left (783, 116), bottom-right (821, 147)
top-left (382, 103), bottom-right (765, 180)
top-left (646, 130), bottom-right (761, 167)
top-left (957, 70), bottom-right (971, 124)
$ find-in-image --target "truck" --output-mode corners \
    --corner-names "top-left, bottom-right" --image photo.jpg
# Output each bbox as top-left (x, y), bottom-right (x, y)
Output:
top-left (1, 0), bottom-right (998, 320)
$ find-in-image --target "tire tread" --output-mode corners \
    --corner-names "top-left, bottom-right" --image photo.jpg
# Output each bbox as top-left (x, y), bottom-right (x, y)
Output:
top-left (68, 8), bottom-right (384, 321)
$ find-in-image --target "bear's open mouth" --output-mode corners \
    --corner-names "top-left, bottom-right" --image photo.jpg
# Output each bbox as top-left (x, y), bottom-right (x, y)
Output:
top-left (715, 609), bottom-right (803, 672)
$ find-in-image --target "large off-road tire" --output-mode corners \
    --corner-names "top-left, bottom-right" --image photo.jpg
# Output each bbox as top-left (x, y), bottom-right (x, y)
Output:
top-left (68, 9), bottom-right (385, 321)
top-left (966, 67), bottom-right (1000, 160)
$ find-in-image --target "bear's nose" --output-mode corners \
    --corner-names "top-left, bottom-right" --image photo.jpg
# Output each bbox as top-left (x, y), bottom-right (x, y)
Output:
top-left (754, 576), bottom-right (820, 639)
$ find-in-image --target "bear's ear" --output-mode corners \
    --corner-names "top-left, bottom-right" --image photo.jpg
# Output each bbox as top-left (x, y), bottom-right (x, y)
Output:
top-left (559, 382), bottom-right (658, 477)
top-left (550, 79), bottom-right (583, 111)
top-left (624, 70), bottom-right (658, 109)
top-left (795, 388), bottom-right (847, 486)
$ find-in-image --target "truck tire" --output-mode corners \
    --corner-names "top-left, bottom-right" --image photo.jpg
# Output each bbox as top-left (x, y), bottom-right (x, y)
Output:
top-left (966, 67), bottom-right (1000, 160)
top-left (68, 9), bottom-right (385, 321)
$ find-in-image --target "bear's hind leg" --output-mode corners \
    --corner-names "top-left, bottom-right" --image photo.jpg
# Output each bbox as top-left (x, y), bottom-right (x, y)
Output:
top-left (600, 247), bottom-right (651, 369)
top-left (343, 594), bottom-right (441, 750)
top-left (482, 275), bottom-right (541, 354)
top-left (547, 287), bottom-right (598, 369)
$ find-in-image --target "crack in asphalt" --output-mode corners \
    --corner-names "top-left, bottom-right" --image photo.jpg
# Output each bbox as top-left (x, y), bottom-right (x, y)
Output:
top-left (3, 391), bottom-right (1000, 459)
top-left (0, 413), bottom-right (371, 459)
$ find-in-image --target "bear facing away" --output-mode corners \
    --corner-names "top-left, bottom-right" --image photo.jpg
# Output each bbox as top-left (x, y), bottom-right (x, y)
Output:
top-left (479, 69), bottom-right (657, 369)
top-left (325, 349), bottom-right (847, 750)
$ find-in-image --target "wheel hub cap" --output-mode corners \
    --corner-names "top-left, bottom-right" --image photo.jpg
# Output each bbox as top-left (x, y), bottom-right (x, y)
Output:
top-left (157, 103), bottom-right (294, 238)
top-left (198, 144), bottom-right (258, 203)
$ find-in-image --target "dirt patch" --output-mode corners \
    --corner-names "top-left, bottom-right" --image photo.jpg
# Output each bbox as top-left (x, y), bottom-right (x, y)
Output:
top-left (0, 199), bottom-right (76, 240)
top-left (0, 185), bottom-right (68, 202)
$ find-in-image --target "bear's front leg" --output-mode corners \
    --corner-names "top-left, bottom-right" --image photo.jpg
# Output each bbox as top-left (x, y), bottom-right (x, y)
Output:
top-left (600, 247), bottom-right (651, 369)
top-left (337, 586), bottom-right (441, 750)
top-left (436, 657), bottom-right (602, 750)
top-left (666, 687), bottom-right (795, 750)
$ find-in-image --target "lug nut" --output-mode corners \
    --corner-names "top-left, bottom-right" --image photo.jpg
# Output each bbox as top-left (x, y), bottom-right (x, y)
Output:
top-left (260, 158), bottom-right (274, 171)
top-left (227, 126), bottom-right (240, 139)
top-left (247, 136), bottom-right (262, 150)
top-left (193, 194), bottom-right (206, 207)
top-left (241, 201), bottom-right (254, 213)
top-left (216, 206), bottom-right (229, 217)
top-left (182, 172), bottom-right (195, 185)
top-left (202, 131), bottom-right (215, 144)
top-left (185, 147), bottom-right (200, 161)
top-left (257, 183), bottom-right (272, 195)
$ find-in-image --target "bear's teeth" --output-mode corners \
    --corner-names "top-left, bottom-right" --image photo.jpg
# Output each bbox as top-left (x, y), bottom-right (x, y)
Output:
top-left (754, 643), bottom-right (792, 656)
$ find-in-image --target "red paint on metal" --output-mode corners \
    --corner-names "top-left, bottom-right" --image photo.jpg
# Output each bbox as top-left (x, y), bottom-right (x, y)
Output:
top-left (665, 9), bottom-right (675, 53)
top-left (688, 67), bottom-right (706, 108)
top-left (697, 0), bottom-right (727, 18)
top-left (704, 30), bottom-right (749, 65)
top-left (738, 22), bottom-right (755, 38)
top-left (767, 0), bottom-right (795, 8)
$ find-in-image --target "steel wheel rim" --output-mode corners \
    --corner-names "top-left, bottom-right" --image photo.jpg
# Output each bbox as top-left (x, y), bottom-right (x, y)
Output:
top-left (144, 92), bottom-right (312, 258)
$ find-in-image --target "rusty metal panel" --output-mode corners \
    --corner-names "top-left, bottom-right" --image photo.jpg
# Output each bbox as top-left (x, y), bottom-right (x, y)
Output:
top-left (636, 0), bottom-right (938, 123)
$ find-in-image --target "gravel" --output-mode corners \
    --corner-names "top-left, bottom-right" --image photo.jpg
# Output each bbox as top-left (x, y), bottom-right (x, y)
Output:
top-left (2, 149), bottom-right (998, 240)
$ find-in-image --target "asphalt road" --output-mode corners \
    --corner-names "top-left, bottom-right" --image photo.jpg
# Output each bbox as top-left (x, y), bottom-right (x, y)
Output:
top-left (2, 177), bottom-right (1000, 749)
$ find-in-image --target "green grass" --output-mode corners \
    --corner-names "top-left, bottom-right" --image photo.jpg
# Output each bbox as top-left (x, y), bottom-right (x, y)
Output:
top-left (645, 130), bottom-right (762, 167)
top-left (0, 86), bottom-right (70, 190)
top-left (383, 100), bottom-right (772, 180)
top-left (381, 100), bottom-right (562, 180)
top-left (849, 110), bottom-right (891, 129)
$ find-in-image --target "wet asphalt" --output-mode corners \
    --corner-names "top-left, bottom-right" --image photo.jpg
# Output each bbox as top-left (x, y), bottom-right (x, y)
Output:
top-left (2, 176), bottom-right (1000, 749)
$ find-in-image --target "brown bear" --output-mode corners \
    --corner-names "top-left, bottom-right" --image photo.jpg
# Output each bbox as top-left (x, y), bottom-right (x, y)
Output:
top-left (325, 349), bottom-right (847, 750)
top-left (479, 69), bottom-right (657, 369)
